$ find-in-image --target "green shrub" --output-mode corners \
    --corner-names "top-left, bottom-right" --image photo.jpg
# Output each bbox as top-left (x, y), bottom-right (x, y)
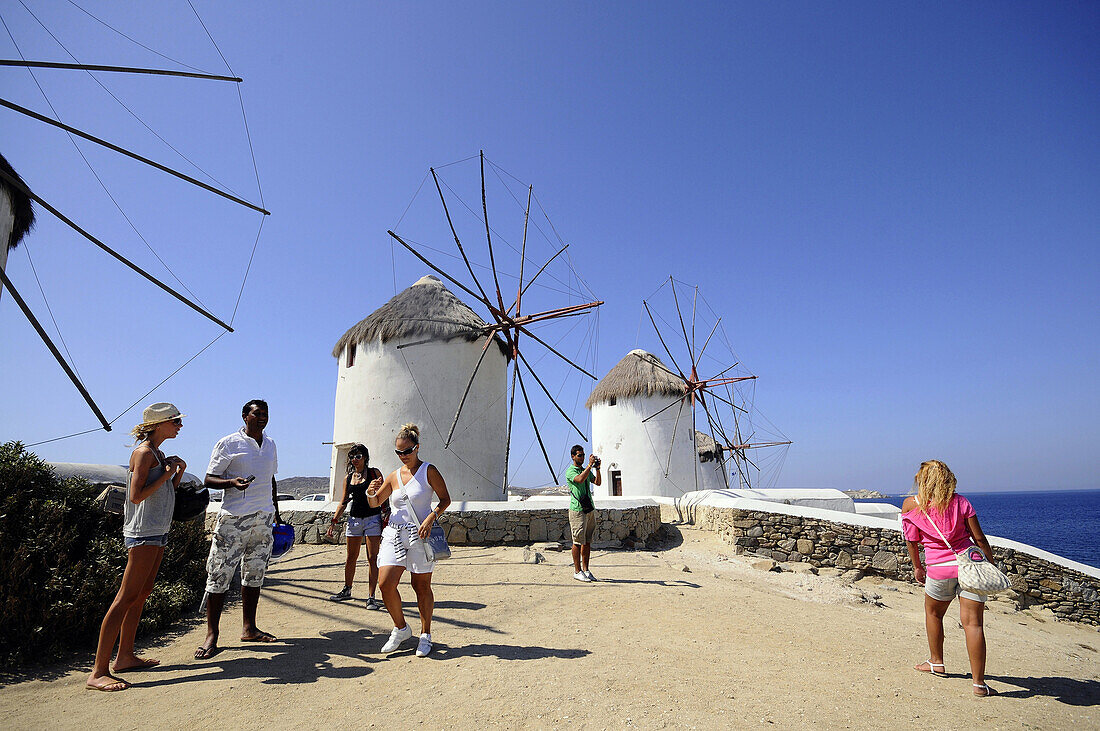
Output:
top-left (0, 441), bottom-right (209, 666)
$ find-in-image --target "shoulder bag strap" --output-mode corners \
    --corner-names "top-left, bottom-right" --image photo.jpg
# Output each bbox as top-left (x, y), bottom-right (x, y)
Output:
top-left (918, 504), bottom-right (963, 558)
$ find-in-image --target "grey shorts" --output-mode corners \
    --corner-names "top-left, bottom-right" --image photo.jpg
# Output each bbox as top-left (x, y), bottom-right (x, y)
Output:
top-left (925, 576), bottom-right (987, 604)
top-left (124, 533), bottom-right (169, 548)
top-left (569, 510), bottom-right (596, 545)
top-left (346, 514), bottom-right (383, 537)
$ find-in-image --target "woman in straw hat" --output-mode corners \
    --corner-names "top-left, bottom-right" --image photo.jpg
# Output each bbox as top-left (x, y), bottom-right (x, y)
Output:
top-left (86, 403), bottom-right (187, 692)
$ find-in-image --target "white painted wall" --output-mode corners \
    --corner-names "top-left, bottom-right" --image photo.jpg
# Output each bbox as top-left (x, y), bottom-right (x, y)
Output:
top-left (591, 394), bottom-right (705, 498)
top-left (330, 334), bottom-right (508, 501)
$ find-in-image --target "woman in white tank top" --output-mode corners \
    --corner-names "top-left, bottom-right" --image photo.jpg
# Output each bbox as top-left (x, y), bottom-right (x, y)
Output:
top-left (367, 423), bottom-right (452, 658)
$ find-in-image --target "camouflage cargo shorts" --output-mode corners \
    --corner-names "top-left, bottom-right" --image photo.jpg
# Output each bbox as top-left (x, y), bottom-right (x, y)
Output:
top-left (205, 510), bottom-right (275, 593)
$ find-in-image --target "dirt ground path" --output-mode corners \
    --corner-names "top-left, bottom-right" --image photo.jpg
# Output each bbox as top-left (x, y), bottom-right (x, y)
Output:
top-left (2, 529), bottom-right (1098, 729)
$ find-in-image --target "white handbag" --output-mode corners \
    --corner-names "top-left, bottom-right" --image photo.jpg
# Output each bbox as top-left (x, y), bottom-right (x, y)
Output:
top-left (920, 505), bottom-right (1010, 595)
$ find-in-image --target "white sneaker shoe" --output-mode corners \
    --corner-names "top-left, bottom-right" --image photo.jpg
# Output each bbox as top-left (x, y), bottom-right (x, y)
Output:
top-left (584, 570), bottom-right (597, 582)
top-left (574, 571), bottom-right (592, 582)
top-left (415, 633), bottom-right (432, 657)
top-left (381, 625), bottom-right (413, 653)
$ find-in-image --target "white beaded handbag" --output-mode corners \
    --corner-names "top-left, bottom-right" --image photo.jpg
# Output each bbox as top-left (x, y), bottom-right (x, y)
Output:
top-left (920, 506), bottom-right (1010, 595)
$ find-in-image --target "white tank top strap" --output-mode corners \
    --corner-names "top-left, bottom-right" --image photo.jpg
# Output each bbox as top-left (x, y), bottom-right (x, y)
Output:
top-left (389, 461), bottom-right (434, 526)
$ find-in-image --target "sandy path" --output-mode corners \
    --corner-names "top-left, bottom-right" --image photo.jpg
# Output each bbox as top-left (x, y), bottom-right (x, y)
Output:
top-left (2, 529), bottom-right (1097, 729)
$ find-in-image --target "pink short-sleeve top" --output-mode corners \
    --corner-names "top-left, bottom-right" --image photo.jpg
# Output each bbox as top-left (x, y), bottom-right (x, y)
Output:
top-left (900, 494), bottom-right (976, 580)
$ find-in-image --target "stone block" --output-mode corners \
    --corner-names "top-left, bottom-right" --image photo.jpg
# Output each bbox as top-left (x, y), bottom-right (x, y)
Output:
top-left (529, 519), bottom-right (547, 542)
top-left (836, 551), bottom-right (853, 568)
top-left (468, 528), bottom-right (485, 543)
top-left (521, 548), bottom-right (544, 564)
top-left (486, 529), bottom-right (505, 542)
top-left (751, 559), bottom-right (778, 572)
top-left (747, 526), bottom-right (764, 538)
top-left (871, 551), bottom-right (899, 573)
top-left (447, 524), bottom-right (467, 544)
top-left (796, 539), bottom-right (814, 555)
top-left (778, 539), bottom-right (797, 552)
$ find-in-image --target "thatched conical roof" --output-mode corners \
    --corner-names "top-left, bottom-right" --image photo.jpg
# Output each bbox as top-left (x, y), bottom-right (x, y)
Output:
top-left (332, 275), bottom-right (510, 359)
top-left (1, 153), bottom-right (36, 250)
top-left (585, 349), bottom-right (687, 408)
top-left (696, 430), bottom-right (725, 460)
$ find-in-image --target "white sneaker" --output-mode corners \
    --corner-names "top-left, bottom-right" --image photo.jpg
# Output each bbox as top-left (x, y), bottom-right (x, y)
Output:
top-left (415, 633), bottom-right (432, 657)
top-left (574, 571), bottom-right (592, 582)
top-left (584, 570), bottom-right (597, 582)
top-left (381, 625), bottom-right (413, 653)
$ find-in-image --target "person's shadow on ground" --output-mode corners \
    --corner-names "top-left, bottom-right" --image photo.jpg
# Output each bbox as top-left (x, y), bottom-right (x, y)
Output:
top-left (427, 642), bottom-right (591, 662)
top-left (987, 675), bottom-right (1100, 706)
top-left (131, 628), bottom-right (381, 687)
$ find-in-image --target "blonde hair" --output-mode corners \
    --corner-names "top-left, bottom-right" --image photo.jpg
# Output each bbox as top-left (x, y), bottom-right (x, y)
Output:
top-left (128, 423), bottom-right (158, 445)
top-left (913, 460), bottom-right (957, 511)
top-left (397, 423), bottom-right (420, 445)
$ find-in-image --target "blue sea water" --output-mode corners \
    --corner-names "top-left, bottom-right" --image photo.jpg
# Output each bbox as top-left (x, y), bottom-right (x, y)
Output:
top-left (876, 489), bottom-right (1100, 569)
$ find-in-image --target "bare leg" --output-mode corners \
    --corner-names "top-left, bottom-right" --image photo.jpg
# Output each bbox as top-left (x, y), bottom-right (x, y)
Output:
top-left (572, 544), bottom-right (582, 572)
top-left (379, 564), bottom-right (407, 628)
top-left (344, 536), bottom-right (363, 588)
top-left (581, 543), bottom-right (592, 572)
top-left (916, 594), bottom-right (952, 672)
top-left (88, 546), bottom-right (161, 690)
top-left (365, 535), bottom-right (381, 597)
top-left (113, 547), bottom-right (165, 671)
top-left (960, 597), bottom-right (987, 691)
top-left (240, 586), bottom-right (275, 640)
top-left (201, 591), bottom-right (226, 655)
top-left (410, 572), bottom-right (434, 635)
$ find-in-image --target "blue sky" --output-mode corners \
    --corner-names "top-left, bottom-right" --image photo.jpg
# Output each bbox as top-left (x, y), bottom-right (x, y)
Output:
top-left (1, 2), bottom-right (1097, 492)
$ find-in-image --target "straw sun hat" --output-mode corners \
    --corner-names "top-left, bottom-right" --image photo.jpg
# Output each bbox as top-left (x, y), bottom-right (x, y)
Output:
top-left (138, 402), bottom-right (185, 427)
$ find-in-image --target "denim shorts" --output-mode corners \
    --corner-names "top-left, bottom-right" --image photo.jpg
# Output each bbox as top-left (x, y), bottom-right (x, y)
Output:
top-left (346, 514), bottom-right (383, 537)
top-left (124, 533), bottom-right (169, 548)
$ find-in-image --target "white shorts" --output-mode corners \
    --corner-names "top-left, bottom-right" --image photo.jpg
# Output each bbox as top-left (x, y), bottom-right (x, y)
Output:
top-left (377, 523), bottom-right (434, 574)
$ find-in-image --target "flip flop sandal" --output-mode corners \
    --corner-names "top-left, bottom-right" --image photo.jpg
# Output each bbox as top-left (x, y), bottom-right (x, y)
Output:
top-left (114, 658), bottom-right (160, 672)
top-left (194, 645), bottom-right (219, 659)
top-left (86, 679), bottom-right (129, 692)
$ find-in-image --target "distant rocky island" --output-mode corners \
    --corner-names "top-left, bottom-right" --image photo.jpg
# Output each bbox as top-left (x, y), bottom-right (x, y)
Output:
top-left (843, 489), bottom-right (889, 499)
top-left (278, 476), bottom-right (329, 497)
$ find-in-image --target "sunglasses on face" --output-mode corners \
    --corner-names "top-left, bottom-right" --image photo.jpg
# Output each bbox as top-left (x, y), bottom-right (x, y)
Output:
top-left (349, 454), bottom-right (364, 461)
top-left (171, 418), bottom-right (183, 426)
top-left (394, 446), bottom-right (417, 456)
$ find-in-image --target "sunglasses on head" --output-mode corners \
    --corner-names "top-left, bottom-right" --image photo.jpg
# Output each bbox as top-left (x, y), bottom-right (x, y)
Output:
top-left (394, 445), bottom-right (417, 456)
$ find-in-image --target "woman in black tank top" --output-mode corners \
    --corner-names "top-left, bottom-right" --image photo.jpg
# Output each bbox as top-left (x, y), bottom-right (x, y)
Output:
top-left (326, 444), bottom-right (386, 607)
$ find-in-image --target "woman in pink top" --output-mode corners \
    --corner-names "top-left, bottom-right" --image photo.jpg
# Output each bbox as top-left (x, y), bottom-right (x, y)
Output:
top-left (901, 460), bottom-right (996, 697)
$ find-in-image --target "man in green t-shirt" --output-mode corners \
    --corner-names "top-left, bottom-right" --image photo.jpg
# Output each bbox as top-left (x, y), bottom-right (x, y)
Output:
top-left (565, 444), bottom-right (601, 582)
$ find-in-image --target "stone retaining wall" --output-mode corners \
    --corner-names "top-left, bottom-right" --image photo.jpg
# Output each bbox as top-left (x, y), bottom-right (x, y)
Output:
top-left (215, 504), bottom-right (662, 548)
top-left (669, 504), bottom-right (1100, 626)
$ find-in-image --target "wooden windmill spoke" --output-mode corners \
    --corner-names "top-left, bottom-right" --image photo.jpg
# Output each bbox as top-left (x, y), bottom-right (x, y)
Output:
top-left (704, 387), bottom-right (748, 414)
top-left (480, 152), bottom-right (509, 314)
top-left (664, 397), bottom-right (686, 477)
top-left (0, 267), bottom-right (111, 430)
top-left (0, 168), bottom-right (233, 332)
top-left (697, 317), bottom-right (722, 363)
top-left (670, 278), bottom-right (697, 373)
top-left (0, 59), bottom-right (242, 81)
top-left (698, 403), bottom-right (731, 489)
top-left (515, 186), bottom-right (532, 317)
top-left (0, 97), bottom-right (269, 215)
top-left (501, 361), bottom-right (519, 494)
top-left (516, 352), bottom-right (587, 441)
top-left (643, 300), bottom-right (687, 379)
top-left (514, 363), bottom-right (557, 483)
top-left (431, 167), bottom-right (494, 308)
top-left (691, 286), bottom-right (698, 366)
top-left (728, 440), bottom-right (794, 450)
top-left (444, 334), bottom-right (499, 447)
top-left (509, 244), bottom-right (568, 315)
top-left (513, 324), bottom-right (598, 380)
top-left (698, 396), bottom-right (734, 447)
top-left (388, 230), bottom-right (494, 310)
top-left (642, 395), bottom-right (689, 423)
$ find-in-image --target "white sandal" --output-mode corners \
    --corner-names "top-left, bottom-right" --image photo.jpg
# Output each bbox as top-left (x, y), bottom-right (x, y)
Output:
top-left (916, 660), bottom-right (947, 677)
top-left (973, 683), bottom-right (991, 697)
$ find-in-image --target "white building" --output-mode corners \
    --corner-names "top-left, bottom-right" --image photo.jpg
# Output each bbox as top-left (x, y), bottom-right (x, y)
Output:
top-left (588, 349), bottom-right (727, 498)
top-left (329, 275), bottom-right (510, 500)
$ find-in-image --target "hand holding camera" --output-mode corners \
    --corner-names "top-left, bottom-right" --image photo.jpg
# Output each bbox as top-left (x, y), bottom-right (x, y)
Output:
top-left (590, 454), bottom-right (601, 469)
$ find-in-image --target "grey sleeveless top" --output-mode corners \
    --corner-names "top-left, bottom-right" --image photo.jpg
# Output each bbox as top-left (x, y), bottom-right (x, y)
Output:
top-left (123, 451), bottom-right (176, 538)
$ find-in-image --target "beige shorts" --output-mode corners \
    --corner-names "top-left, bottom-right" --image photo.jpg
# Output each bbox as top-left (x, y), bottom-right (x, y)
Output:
top-left (569, 510), bottom-right (596, 545)
top-left (205, 510), bottom-right (274, 593)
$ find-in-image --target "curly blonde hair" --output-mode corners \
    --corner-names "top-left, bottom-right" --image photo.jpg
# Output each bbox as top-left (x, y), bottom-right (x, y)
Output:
top-left (913, 460), bottom-right (957, 511)
top-left (128, 423), bottom-right (158, 445)
top-left (396, 422), bottom-right (420, 445)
